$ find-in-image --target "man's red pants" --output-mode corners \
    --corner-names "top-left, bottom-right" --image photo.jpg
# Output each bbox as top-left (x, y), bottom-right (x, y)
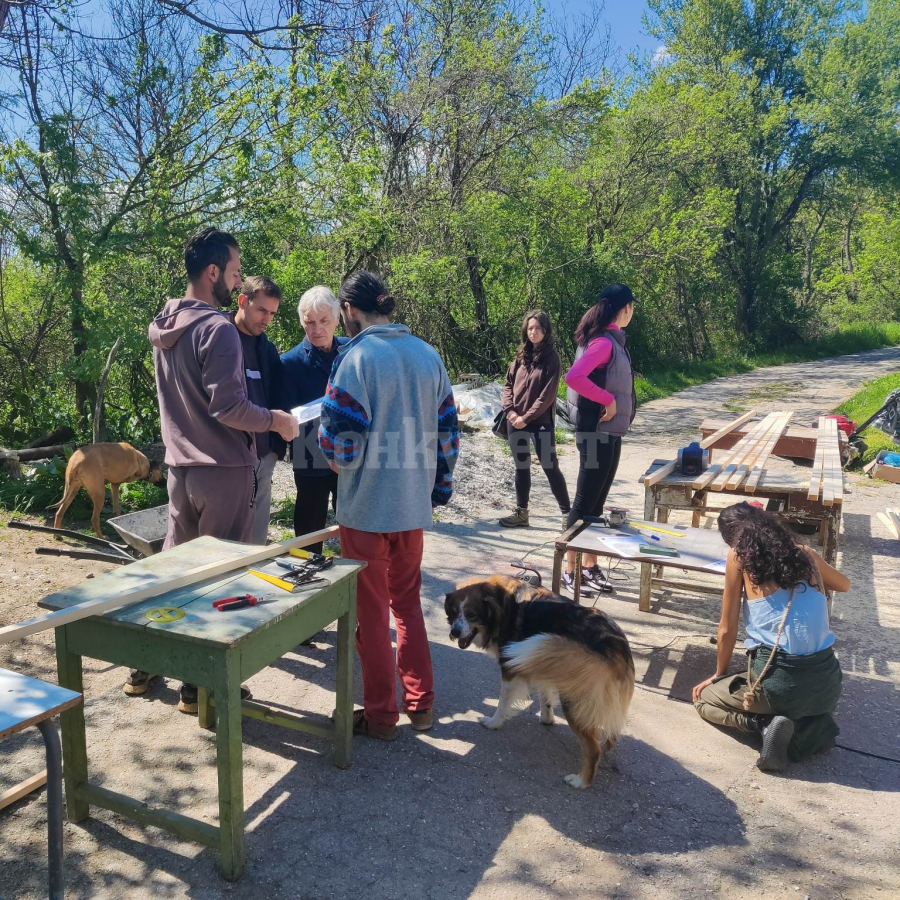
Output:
top-left (339, 525), bottom-right (434, 728)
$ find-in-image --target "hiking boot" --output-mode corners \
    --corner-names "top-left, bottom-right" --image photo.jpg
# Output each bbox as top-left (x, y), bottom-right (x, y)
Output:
top-left (499, 507), bottom-right (529, 528)
top-left (755, 715), bottom-right (795, 772)
top-left (178, 683), bottom-right (199, 714)
top-left (583, 565), bottom-right (614, 593)
top-left (178, 684), bottom-right (252, 715)
top-left (338, 708), bottom-right (399, 741)
top-left (561, 570), bottom-right (597, 597)
top-left (123, 670), bottom-right (155, 696)
top-left (406, 709), bottom-right (434, 732)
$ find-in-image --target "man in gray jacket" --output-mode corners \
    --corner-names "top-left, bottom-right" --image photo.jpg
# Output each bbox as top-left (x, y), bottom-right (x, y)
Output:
top-left (136, 228), bottom-right (299, 711)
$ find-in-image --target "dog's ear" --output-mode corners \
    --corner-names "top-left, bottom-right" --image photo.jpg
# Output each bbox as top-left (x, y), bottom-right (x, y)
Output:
top-left (481, 583), bottom-right (510, 632)
top-left (444, 590), bottom-right (459, 621)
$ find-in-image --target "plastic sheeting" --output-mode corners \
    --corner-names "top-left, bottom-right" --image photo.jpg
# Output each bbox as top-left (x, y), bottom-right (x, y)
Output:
top-left (452, 382), bottom-right (574, 430)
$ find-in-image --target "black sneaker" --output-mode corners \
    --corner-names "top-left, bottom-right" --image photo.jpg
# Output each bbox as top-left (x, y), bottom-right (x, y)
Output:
top-left (561, 570), bottom-right (597, 596)
top-left (756, 716), bottom-right (795, 772)
top-left (583, 565), bottom-right (614, 593)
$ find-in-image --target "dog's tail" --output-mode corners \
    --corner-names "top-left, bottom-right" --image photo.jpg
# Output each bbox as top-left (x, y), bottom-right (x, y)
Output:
top-left (502, 635), bottom-right (634, 741)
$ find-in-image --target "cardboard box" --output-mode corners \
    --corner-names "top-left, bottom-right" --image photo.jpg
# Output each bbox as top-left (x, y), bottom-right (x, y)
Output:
top-left (871, 449), bottom-right (900, 484)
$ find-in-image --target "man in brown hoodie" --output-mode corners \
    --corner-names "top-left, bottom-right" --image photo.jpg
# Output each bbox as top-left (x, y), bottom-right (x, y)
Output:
top-left (134, 228), bottom-right (299, 711)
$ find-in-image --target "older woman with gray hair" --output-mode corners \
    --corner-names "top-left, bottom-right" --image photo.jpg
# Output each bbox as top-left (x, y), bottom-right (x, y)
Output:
top-left (281, 285), bottom-right (348, 551)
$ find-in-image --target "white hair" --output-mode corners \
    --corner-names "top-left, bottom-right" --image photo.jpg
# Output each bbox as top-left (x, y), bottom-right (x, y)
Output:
top-left (298, 285), bottom-right (340, 323)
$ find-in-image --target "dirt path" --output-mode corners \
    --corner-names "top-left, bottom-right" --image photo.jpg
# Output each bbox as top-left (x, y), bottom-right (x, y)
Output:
top-left (1, 346), bottom-right (899, 900)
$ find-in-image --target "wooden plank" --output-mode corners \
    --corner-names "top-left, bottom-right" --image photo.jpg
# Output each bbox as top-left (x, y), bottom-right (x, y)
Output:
top-left (877, 512), bottom-right (899, 539)
top-left (744, 411), bottom-right (794, 493)
top-left (641, 409), bottom-right (758, 487)
top-left (0, 668), bottom-right (83, 740)
top-left (830, 419), bottom-right (844, 505)
top-left (0, 526), bottom-right (339, 646)
top-left (0, 771), bottom-right (47, 811)
top-left (78, 783), bottom-right (219, 847)
top-left (887, 510), bottom-right (900, 539)
top-left (823, 418), bottom-right (839, 506)
top-left (700, 418), bottom-right (846, 461)
top-left (694, 414), bottom-right (776, 490)
top-left (808, 417), bottom-right (827, 501)
top-left (702, 413), bottom-right (779, 491)
top-left (723, 414), bottom-right (786, 490)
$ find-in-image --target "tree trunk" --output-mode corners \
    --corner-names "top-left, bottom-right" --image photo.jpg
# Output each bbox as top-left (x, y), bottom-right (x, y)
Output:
top-left (71, 279), bottom-right (97, 429)
top-left (24, 426), bottom-right (76, 449)
top-left (464, 243), bottom-right (499, 371)
top-left (735, 280), bottom-right (753, 338)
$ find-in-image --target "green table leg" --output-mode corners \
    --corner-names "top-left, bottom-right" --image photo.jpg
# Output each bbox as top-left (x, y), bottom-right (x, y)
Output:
top-left (215, 651), bottom-right (244, 881)
top-left (333, 592), bottom-right (356, 770)
top-left (55, 625), bottom-right (90, 822)
top-left (197, 686), bottom-right (214, 731)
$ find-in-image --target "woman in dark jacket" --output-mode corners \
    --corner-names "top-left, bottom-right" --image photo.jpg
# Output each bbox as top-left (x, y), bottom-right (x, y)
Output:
top-left (498, 310), bottom-right (571, 528)
top-left (280, 285), bottom-right (348, 553)
top-left (562, 283), bottom-right (636, 593)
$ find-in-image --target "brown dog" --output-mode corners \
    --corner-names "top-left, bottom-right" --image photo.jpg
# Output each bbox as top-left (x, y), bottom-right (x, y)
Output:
top-left (445, 575), bottom-right (634, 789)
top-left (51, 442), bottom-right (162, 537)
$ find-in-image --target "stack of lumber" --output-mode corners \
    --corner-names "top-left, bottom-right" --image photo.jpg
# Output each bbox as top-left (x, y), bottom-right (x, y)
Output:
top-left (642, 410), bottom-right (758, 487)
top-left (807, 416), bottom-right (844, 507)
top-left (878, 508), bottom-right (900, 540)
top-left (692, 411), bottom-right (794, 492)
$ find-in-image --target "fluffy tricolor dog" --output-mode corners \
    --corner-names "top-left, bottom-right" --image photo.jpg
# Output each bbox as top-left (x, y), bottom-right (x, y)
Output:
top-left (445, 575), bottom-right (634, 789)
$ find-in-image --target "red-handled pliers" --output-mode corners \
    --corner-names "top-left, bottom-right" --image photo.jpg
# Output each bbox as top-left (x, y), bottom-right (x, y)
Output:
top-left (213, 593), bottom-right (261, 612)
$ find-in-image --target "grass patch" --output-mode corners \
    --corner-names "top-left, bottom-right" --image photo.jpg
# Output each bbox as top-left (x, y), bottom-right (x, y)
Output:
top-left (835, 371), bottom-right (900, 465)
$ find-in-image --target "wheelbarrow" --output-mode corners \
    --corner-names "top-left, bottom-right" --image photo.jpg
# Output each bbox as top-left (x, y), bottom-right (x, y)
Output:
top-left (8, 504), bottom-right (168, 565)
top-left (107, 504), bottom-right (168, 557)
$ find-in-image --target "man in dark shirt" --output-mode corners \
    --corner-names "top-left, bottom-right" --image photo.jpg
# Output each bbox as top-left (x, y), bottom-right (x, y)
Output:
top-left (233, 276), bottom-right (286, 543)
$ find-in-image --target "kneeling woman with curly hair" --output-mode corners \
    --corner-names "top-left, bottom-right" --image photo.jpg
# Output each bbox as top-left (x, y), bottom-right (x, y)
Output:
top-left (692, 502), bottom-right (849, 771)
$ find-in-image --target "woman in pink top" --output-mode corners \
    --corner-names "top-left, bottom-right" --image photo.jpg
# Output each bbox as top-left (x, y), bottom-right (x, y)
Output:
top-left (562, 284), bottom-right (636, 594)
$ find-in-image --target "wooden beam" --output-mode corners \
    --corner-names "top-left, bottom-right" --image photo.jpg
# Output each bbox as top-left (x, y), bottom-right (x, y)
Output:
top-left (723, 414), bottom-right (785, 490)
top-left (0, 771), bottom-right (47, 811)
top-left (699, 413), bottom-right (778, 491)
top-left (641, 409), bottom-right (758, 487)
top-left (887, 510), bottom-right (900, 540)
top-left (808, 417), bottom-right (827, 502)
top-left (744, 411), bottom-right (794, 493)
top-left (0, 526), bottom-right (339, 646)
top-left (877, 512), bottom-right (899, 539)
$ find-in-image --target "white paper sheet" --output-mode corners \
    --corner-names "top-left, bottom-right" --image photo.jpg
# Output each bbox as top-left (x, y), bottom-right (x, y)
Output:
top-left (291, 399), bottom-right (324, 424)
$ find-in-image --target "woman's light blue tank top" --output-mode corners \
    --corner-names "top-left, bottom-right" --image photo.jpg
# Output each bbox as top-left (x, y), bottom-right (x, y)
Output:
top-left (743, 580), bottom-right (834, 655)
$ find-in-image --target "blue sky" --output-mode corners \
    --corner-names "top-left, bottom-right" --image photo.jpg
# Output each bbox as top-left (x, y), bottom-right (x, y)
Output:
top-left (544, 0), bottom-right (658, 55)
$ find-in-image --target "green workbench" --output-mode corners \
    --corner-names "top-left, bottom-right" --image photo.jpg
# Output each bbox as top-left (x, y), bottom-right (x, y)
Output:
top-left (38, 536), bottom-right (361, 881)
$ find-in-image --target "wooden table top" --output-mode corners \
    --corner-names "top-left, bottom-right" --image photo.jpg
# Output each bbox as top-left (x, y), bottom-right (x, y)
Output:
top-left (564, 519), bottom-right (730, 576)
top-left (39, 536), bottom-right (364, 650)
top-left (641, 458), bottom-right (816, 494)
top-left (0, 668), bottom-right (82, 741)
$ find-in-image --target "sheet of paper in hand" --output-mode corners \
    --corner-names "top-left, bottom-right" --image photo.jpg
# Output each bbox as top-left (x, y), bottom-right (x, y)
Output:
top-left (291, 399), bottom-right (324, 424)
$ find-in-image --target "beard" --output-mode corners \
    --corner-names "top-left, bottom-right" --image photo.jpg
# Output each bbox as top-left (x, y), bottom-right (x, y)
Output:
top-left (212, 272), bottom-right (235, 308)
top-left (342, 313), bottom-right (362, 337)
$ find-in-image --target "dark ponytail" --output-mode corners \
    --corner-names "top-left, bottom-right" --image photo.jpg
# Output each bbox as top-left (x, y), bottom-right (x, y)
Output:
top-left (574, 283), bottom-right (635, 348)
top-left (718, 502), bottom-right (817, 590)
top-left (339, 271), bottom-right (396, 316)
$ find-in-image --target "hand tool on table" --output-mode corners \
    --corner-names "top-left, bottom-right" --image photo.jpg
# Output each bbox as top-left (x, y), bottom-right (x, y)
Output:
top-left (626, 521), bottom-right (686, 538)
top-left (289, 548), bottom-right (328, 563)
top-left (248, 558), bottom-right (332, 593)
top-left (213, 593), bottom-right (278, 612)
top-left (274, 555), bottom-right (334, 586)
